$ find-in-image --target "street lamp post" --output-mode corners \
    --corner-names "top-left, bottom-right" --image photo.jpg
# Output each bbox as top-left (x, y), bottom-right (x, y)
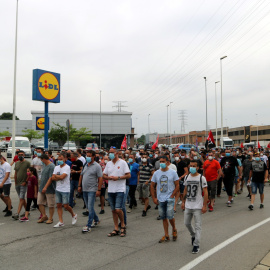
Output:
top-left (204, 77), bottom-right (208, 138)
top-left (170, 102), bottom-right (173, 145)
top-left (12, 0), bottom-right (19, 160)
top-left (99, 90), bottom-right (101, 149)
top-left (148, 114), bottom-right (150, 134)
top-left (215, 81), bottom-right (220, 146)
top-left (220, 56), bottom-right (227, 148)
top-left (166, 105), bottom-right (169, 145)
top-left (256, 114), bottom-right (258, 148)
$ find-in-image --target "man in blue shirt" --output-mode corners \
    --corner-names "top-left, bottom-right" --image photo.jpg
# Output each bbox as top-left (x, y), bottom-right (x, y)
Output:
top-left (151, 156), bottom-right (179, 243)
top-left (127, 153), bottom-right (139, 213)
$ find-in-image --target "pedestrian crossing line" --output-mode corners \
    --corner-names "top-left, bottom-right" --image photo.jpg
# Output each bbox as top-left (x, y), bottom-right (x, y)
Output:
top-left (179, 217), bottom-right (270, 270)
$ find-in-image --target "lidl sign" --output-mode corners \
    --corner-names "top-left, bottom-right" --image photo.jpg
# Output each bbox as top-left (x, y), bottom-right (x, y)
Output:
top-left (32, 69), bottom-right (60, 103)
top-left (36, 117), bottom-right (49, 130)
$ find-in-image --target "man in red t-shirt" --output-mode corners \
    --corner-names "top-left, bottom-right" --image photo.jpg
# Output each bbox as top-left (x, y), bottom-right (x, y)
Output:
top-left (10, 149), bottom-right (20, 166)
top-left (203, 151), bottom-right (222, 212)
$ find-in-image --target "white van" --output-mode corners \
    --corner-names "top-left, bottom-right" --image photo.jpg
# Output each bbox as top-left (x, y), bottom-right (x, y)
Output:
top-left (7, 137), bottom-right (31, 158)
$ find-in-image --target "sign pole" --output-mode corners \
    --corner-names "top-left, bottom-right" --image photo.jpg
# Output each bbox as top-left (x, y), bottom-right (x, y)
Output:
top-left (44, 101), bottom-right (49, 150)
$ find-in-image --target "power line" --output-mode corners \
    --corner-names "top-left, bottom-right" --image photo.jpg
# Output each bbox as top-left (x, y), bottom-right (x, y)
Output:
top-left (178, 110), bottom-right (188, 134)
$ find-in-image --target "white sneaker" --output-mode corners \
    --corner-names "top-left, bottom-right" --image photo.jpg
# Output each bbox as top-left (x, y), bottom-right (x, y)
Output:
top-left (178, 200), bottom-right (182, 205)
top-left (127, 208), bottom-right (132, 213)
top-left (54, 221), bottom-right (64, 228)
top-left (72, 214), bottom-right (77, 225)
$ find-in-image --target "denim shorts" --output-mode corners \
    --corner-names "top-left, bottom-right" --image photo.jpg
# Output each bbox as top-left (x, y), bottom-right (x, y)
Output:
top-left (15, 185), bottom-right (27, 199)
top-left (158, 198), bottom-right (175, 220)
top-left (108, 192), bottom-right (124, 210)
top-left (251, 182), bottom-right (264, 195)
top-left (234, 176), bottom-right (239, 184)
top-left (55, 190), bottom-right (70, 204)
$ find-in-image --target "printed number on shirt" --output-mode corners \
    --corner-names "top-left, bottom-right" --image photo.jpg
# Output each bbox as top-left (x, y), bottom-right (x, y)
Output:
top-left (186, 183), bottom-right (198, 201)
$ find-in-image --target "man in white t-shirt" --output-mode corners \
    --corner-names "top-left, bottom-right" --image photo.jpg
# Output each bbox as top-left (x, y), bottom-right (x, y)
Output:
top-left (182, 160), bottom-right (208, 254)
top-left (103, 147), bottom-right (131, 237)
top-left (77, 149), bottom-right (86, 166)
top-left (31, 147), bottom-right (44, 180)
top-left (51, 153), bottom-right (77, 228)
top-left (0, 155), bottom-right (12, 217)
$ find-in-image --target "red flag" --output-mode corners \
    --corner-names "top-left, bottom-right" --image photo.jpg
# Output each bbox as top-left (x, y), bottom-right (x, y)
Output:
top-left (121, 135), bottom-right (127, 150)
top-left (258, 141), bottom-right (261, 149)
top-left (205, 130), bottom-right (216, 149)
top-left (267, 143), bottom-right (270, 148)
top-left (240, 142), bottom-right (244, 148)
top-left (151, 135), bottom-right (159, 150)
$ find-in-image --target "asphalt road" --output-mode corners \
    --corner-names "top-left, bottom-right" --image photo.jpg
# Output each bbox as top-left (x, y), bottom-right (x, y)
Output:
top-left (1, 181), bottom-right (270, 270)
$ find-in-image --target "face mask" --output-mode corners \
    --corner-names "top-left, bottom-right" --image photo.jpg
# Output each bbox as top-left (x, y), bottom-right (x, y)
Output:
top-left (37, 153), bottom-right (41, 157)
top-left (174, 157), bottom-right (179, 161)
top-left (193, 156), bottom-right (198, 160)
top-left (125, 154), bottom-right (129, 157)
top-left (208, 156), bottom-right (213, 160)
top-left (58, 160), bottom-right (64, 166)
top-left (109, 153), bottom-right (115, 160)
top-left (181, 155), bottom-right (185, 159)
top-left (142, 158), bottom-right (147, 163)
top-left (104, 160), bottom-right (108, 164)
top-left (27, 172), bottom-right (31, 176)
top-left (236, 151), bottom-right (239, 155)
top-left (34, 151), bottom-right (37, 155)
top-left (18, 156), bottom-right (24, 161)
top-left (255, 157), bottom-right (260, 161)
top-left (86, 157), bottom-right (92, 163)
top-left (160, 163), bottom-right (166, 169)
top-left (189, 167), bottom-right (197, 174)
top-left (225, 153), bottom-right (231, 157)
top-left (149, 154), bottom-right (153, 158)
top-left (129, 158), bottom-right (133, 163)
top-left (155, 154), bottom-right (158, 158)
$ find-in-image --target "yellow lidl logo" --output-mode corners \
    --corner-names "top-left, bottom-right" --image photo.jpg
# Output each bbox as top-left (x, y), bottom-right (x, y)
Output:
top-left (36, 117), bottom-right (45, 130)
top-left (38, 73), bottom-right (60, 100)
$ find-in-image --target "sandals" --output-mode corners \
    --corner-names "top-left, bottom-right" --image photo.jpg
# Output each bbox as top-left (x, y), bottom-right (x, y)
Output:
top-left (159, 235), bottom-right (170, 243)
top-left (107, 230), bottom-right (119, 237)
top-left (172, 229), bottom-right (177, 241)
top-left (120, 227), bottom-right (126, 237)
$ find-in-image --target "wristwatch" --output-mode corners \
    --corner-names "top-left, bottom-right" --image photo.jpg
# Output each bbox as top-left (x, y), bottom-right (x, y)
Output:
top-left (118, 176), bottom-right (121, 180)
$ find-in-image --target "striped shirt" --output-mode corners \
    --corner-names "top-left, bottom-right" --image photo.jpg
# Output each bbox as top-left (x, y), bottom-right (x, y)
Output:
top-left (139, 163), bottom-right (154, 183)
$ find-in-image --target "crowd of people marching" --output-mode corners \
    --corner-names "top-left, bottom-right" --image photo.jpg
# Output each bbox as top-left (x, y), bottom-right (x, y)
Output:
top-left (0, 144), bottom-right (269, 254)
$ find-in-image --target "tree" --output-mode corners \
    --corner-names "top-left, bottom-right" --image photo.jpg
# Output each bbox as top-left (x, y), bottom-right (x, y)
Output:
top-left (0, 131), bottom-right (11, 137)
top-left (48, 123), bottom-right (93, 146)
top-left (137, 135), bottom-right (145, 145)
top-left (0, 112), bottom-right (19, 120)
top-left (22, 129), bottom-right (43, 141)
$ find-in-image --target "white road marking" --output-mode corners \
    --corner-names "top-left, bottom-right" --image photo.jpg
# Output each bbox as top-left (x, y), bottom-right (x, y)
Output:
top-left (0, 223), bottom-right (5, 226)
top-left (179, 217), bottom-right (270, 270)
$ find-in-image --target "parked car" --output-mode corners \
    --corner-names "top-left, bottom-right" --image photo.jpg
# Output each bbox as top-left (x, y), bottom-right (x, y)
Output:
top-left (178, 144), bottom-right (196, 152)
top-left (85, 143), bottom-right (99, 150)
top-left (49, 142), bottom-right (60, 151)
top-left (7, 137), bottom-right (32, 158)
top-left (0, 141), bottom-right (8, 151)
top-left (62, 142), bottom-right (77, 151)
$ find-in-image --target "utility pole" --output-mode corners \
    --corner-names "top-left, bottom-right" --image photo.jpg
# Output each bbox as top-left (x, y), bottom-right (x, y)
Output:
top-left (178, 110), bottom-right (187, 134)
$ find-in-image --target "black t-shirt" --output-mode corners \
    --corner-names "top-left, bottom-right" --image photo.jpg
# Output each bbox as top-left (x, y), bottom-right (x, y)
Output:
top-left (220, 156), bottom-right (238, 177)
top-left (251, 161), bottom-right (267, 183)
top-left (237, 154), bottom-right (245, 164)
top-left (182, 158), bottom-right (190, 166)
top-left (173, 160), bottom-right (187, 177)
top-left (71, 159), bottom-right (83, 181)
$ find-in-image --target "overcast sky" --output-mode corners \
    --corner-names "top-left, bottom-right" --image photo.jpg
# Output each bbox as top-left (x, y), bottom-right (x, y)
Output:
top-left (1, 0), bottom-right (270, 137)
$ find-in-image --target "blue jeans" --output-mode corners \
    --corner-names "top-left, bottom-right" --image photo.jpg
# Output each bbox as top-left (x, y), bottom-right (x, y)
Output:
top-left (69, 181), bottom-right (79, 207)
top-left (55, 191), bottom-right (70, 204)
top-left (158, 198), bottom-right (175, 220)
top-left (122, 186), bottom-right (129, 225)
top-left (83, 191), bottom-right (99, 228)
top-left (108, 192), bottom-right (125, 210)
